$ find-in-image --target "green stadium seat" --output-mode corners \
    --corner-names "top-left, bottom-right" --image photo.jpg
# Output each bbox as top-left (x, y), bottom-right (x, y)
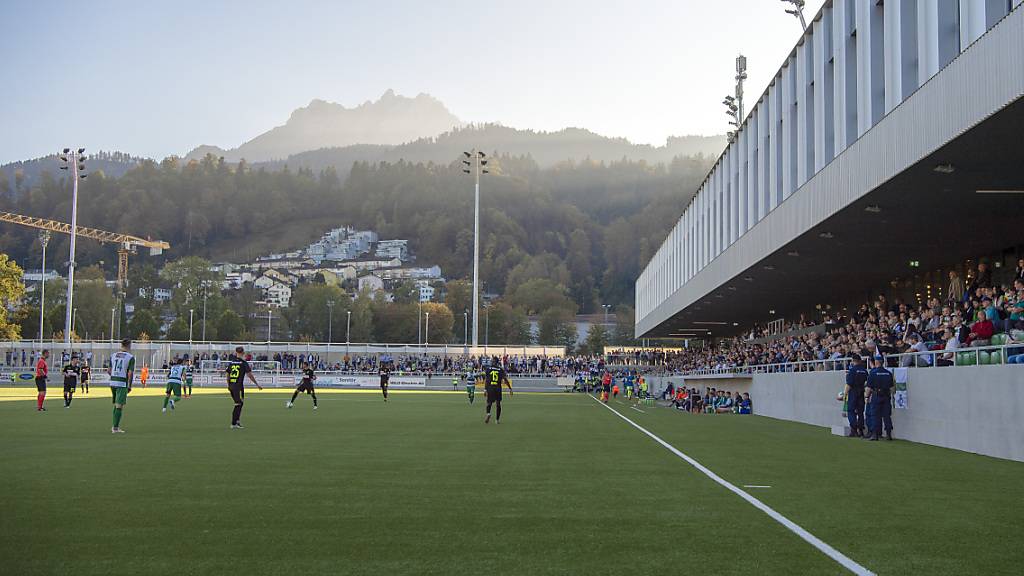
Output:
top-left (979, 351), bottom-right (991, 365)
top-left (990, 350), bottom-right (1003, 364)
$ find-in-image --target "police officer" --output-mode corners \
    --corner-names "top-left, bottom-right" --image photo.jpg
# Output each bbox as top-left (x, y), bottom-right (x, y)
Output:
top-left (864, 355), bottom-right (895, 441)
top-left (843, 354), bottom-right (868, 437)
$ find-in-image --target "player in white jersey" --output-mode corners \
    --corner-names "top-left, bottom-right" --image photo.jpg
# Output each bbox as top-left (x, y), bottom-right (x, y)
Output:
top-left (163, 358), bottom-right (186, 413)
top-left (108, 339), bottom-right (135, 434)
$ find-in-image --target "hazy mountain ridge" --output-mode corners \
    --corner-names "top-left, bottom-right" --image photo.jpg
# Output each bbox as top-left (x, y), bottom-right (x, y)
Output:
top-left (186, 90), bottom-right (463, 163)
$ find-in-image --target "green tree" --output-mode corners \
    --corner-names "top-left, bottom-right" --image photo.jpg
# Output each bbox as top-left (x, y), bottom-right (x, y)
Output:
top-left (128, 309), bottom-right (160, 340)
top-left (537, 307), bottom-right (577, 351)
top-left (348, 289), bottom-right (375, 343)
top-left (581, 323), bottom-right (609, 356)
top-left (508, 278), bottom-right (576, 316)
top-left (391, 280), bottom-right (418, 305)
top-left (373, 302), bottom-right (417, 343)
top-left (444, 279), bottom-right (471, 317)
top-left (216, 309), bottom-right (246, 341)
top-left (70, 280), bottom-right (116, 340)
top-left (166, 317), bottom-right (190, 341)
top-left (160, 256), bottom-right (224, 316)
top-left (612, 305), bottom-right (638, 345)
top-left (484, 302), bottom-right (531, 345)
top-left (422, 302), bottom-right (454, 344)
top-left (288, 283), bottom-right (349, 341)
top-left (0, 254), bottom-right (26, 339)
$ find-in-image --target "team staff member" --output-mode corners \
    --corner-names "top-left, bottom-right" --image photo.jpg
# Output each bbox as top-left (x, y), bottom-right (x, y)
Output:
top-left (62, 355), bottom-right (81, 408)
top-left (484, 358), bottom-right (513, 424)
top-left (35, 350), bottom-right (49, 411)
top-left (843, 354), bottom-right (869, 437)
top-left (865, 356), bottom-right (895, 441)
top-left (226, 346), bottom-right (262, 429)
top-left (108, 339), bottom-right (135, 434)
top-left (287, 361), bottom-right (318, 409)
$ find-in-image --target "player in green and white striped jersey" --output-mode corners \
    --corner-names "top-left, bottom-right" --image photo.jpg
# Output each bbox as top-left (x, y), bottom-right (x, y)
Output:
top-left (108, 339), bottom-right (135, 434)
top-left (163, 358), bottom-right (185, 413)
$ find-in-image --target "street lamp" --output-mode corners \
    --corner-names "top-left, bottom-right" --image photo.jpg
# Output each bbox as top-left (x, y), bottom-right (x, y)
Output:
top-left (345, 309), bottom-right (351, 355)
top-left (417, 301), bottom-right (422, 345)
top-left (110, 308), bottom-right (115, 344)
top-left (38, 230), bottom-right (50, 343)
top-left (58, 148), bottom-right (87, 349)
top-left (425, 311), bottom-right (430, 346)
top-left (463, 311), bottom-right (468, 351)
top-left (602, 304), bottom-right (612, 326)
top-left (189, 309), bottom-right (194, 344)
top-left (461, 149), bottom-right (489, 348)
top-left (201, 283), bottom-right (208, 341)
top-left (781, 0), bottom-right (807, 30)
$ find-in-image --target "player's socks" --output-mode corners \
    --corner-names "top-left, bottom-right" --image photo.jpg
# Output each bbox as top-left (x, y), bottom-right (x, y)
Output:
top-left (113, 407), bottom-right (123, 428)
top-left (232, 404), bottom-right (242, 425)
top-left (290, 390), bottom-right (300, 403)
top-left (496, 403), bottom-right (502, 422)
top-left (311, 393), bottom-right (317, 407)
top-left (163, 396), bottom-right (170, 408)
top-left (37, 393), bottom-right (45, 410)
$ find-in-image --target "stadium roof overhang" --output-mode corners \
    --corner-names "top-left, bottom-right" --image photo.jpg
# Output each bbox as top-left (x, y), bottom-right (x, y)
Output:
top-left (643, 94), bottom-right (1024, 340)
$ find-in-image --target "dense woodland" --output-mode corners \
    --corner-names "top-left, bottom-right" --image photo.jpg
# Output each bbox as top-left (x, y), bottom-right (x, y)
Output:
top-left (0, 129), bottom-right (715, 346)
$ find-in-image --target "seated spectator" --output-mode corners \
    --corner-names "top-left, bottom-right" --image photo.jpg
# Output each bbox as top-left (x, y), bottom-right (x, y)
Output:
top-left (902, 334), bottom-right (933, 368)
top-left (715, 391), bottom-right (735, 414)
top-left (936, 329), bottom-right (959, 367)
top-left (967, 311), bottom-right (995, 347)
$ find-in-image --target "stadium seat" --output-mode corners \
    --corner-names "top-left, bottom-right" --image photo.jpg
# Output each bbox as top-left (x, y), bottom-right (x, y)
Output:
top-left (979, 351), bottom-right (991, 365)
top-left (990, 350), bottom-right (1003, 364)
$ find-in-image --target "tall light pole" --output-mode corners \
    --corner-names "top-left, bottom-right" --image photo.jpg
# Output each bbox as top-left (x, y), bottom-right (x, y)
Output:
top-left (38, 230), bottom-right (50, 343)
top-left (189, 309), bottom-right (195, 344)
top-left (461, 150), bottom-right (489, 347)
top-left (463, 311), bottom-right (468, 350)
top-left (602, 304), bottom-right (612, 326)
top-left (201, 284), bottom-right (208, 341)
top-left (781, 0), bottom-right (807, 30)
top-left (723, 55), bottom-right (747, 142)
top-left (58, 148), bottom-right (87, 347)
top-left (327, 300), bottom-right (335, 343)
top-left (417, 301), bottom-right (422, 345)
top-left (424, 311), bottom-right (430, 346)
top-left (346, 309), bottom-right (351, 355)
top-left (110, 308), bottom-right (115, 344)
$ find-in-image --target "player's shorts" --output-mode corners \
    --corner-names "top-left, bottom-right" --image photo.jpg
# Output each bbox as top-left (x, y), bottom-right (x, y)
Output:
top-left (485, 385), bottom-right (502, 403)
top-left (63, 382), bottom-right (76, 393)
top-left (228, 385), bottom-right (244, 404)
top-left (297, 381), bottom-right (315, 393)
top-left (35, 377), bottom-right (47, 392)
top-left (110, 386), bottom-right (128, 405)
top-left (166, 381), bottom-right (182, 397)
top-left (466, 384), bottom-right (475, 394)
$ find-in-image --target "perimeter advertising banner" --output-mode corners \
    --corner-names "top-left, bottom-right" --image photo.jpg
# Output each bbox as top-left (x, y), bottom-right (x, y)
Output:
top-left (314, 375), bottom-right (426, 388)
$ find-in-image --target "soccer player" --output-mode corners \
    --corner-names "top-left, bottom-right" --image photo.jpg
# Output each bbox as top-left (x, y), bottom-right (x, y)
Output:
top-left (226, 346), bottom-right (262, 429)
top-left (62, 355), bottom-right (80, 408)
top-left (35, 350), bottom-right (49, 412)
top-left (483, 358), bottom-right (512, 424)
top-left (379, 366), bottom-right (390, 402)
top-left (184, 359), bottom-right (194, 398)
top-left (163, 358), bottom-right (185, 413)
top-left (466, 371), bottom-right (478, 404)
top-left (108, 339), bottom-right (135, 434)
top-left (79, 360), bottom-right (91, 394)
top-left (601, 371), bottom-right (612, 403)
top-left (287, 361), bottom-right (318, 409)
top-left (140, 364), bottom-right (150, 388)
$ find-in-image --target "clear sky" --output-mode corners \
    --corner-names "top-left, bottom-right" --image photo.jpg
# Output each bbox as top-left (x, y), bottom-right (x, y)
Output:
top-left (0, 0), bottom-right (825, 164)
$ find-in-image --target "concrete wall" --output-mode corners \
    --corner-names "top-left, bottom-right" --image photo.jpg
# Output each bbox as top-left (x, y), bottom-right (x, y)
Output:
top-left (750, 366), bottom-right (1024, 462)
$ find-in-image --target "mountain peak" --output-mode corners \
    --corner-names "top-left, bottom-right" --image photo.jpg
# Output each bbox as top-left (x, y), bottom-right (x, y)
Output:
top-left (189, 91), bottom-right (463, 163)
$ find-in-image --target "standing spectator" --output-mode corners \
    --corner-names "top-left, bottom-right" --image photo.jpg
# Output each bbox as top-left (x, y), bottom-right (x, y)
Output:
top-left (948, 270), bottom-right (965, 305)
top-left (1015, 258), bottom-right (1024, 284)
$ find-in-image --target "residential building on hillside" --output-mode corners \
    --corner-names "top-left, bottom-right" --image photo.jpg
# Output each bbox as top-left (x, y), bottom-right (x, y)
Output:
top-left (358, 274), bottom-right (385, 294)
top-left (375, 239), bottom-right (409, 261)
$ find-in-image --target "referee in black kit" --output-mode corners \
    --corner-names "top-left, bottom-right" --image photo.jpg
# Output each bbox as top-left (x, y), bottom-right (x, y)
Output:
top-left (484, 356), bottom-right (513, 424)
top-left (226, 346), bottom-right (262, 429)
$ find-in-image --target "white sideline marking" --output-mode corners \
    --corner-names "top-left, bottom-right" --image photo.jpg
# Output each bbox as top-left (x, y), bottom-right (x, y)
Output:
top-left (629, 406), bottom-right (646, 414)
top-left (590, 395), bottom-right (874, 576)
top-left (743, 485), bottom-right (772, 489)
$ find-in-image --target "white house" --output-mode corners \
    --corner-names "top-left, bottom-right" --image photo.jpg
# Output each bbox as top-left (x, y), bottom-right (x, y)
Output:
top-left (416, 281), bottom-right (435, 303)
top-left (358, 274), bottom-right (385, 294)
top-left (375, 239), bottom-right (409, 261)
top-left (265, 282), bottom-right (292, 308)
top-left (138, 287), bottom-right (173, 302)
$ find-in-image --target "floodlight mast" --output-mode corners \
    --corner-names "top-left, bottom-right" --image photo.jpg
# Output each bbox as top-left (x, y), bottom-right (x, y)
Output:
top-left (461, 149), bottom-right (489, 348)
top-left (781, 0), bottom-right (808, 30)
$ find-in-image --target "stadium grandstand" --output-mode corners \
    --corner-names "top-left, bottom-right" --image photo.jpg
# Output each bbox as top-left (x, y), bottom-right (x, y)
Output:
top-left (634, 1), bottom-right (1024, 461)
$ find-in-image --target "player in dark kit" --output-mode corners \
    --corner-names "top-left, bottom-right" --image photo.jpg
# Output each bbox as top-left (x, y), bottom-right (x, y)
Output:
top-left (287, 361), bottom-right (318, 410)
top-left (226, 346), bottom-right (263, 429)
top-left (379, 367), bottom-right (390, 402)
top-left (79, 361), bottom-right (90, 394)
top-left (62, 356), bottom-right (81, 408)
top-left (483, 358), bottom-right (513, 424)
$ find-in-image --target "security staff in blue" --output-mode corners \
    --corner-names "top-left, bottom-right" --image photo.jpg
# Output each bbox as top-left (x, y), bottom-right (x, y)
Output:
top-left (844, 354), bottom-right (868, 437)
top-left (864, 356), bottom-right (894, 441)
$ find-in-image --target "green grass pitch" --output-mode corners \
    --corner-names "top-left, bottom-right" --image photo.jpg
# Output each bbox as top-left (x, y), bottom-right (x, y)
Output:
top-left (1, 389), bottom-right (1022, 575)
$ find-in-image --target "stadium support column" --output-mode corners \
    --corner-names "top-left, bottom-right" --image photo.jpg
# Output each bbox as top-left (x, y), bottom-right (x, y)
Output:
top-left (38, 230), bottom-right (50, 344)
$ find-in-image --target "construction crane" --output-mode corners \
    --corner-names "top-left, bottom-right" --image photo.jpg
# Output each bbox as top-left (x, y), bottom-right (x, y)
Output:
top-left (0, 211), bottom-right (169, 297)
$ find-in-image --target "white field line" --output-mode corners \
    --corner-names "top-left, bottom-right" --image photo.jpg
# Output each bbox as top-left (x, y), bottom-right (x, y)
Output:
top-left (589, 394), bottom-right (874, 576)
